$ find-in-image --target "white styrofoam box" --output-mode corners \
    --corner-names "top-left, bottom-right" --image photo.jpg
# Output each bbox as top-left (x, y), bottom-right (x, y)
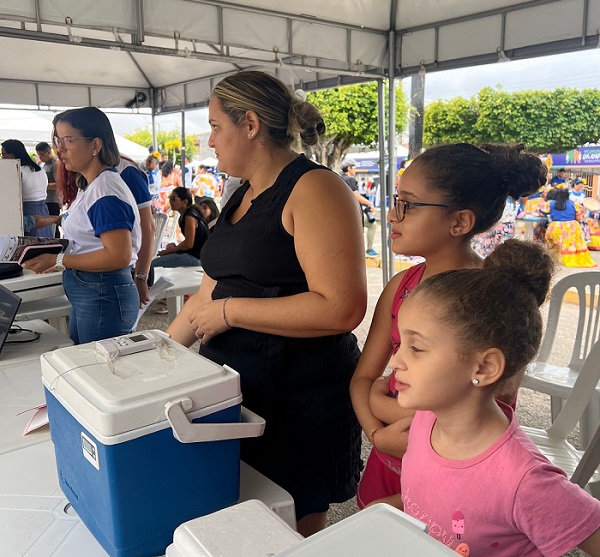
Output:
top-left (166, 500), bottom-right (303, 557)
top-left (276, 504), bottom-right (457, 556)
top-left (40, 330), bottom-right (241, 439)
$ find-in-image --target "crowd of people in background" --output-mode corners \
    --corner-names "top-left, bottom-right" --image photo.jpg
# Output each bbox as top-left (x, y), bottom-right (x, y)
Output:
top-left (4, 123), bottom-right (599, 317)
top-left (9, 120), bottom-right (600, 272)
top-left (517, 168), bottom-right (598, 267)
top-left (338, 155), bottom-right (600, 268)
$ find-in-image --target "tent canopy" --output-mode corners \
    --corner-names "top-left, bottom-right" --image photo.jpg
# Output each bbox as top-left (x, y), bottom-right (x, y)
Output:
top-left (0, 110), bottom-right (149, 162)
top-left (0, 0), bottom-right (597, 114)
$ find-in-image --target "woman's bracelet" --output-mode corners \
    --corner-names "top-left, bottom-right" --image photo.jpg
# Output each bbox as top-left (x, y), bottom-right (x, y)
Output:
top-left (222, 296), bottom-right (233, 329)
top-left (369, 427), bottom-right (379, 446)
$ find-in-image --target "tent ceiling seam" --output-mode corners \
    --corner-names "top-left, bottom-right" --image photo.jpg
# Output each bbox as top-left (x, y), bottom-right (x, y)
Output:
top-left (0, 26), bottom-right (379, 80)
top-left (112, 30), bottom-right (154, 88)
top-left (0, 76), bottom-right (150, 92)
top-left (398, 0), bottom-right (564, 34)
top-left (399, 35), bottom-right (599, 77)
top-left (181, 0), bottom-right (386, 34)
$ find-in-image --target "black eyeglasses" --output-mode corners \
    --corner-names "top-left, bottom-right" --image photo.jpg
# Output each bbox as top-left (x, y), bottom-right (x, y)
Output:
top-left (392, 194), bottom-right (458, 222)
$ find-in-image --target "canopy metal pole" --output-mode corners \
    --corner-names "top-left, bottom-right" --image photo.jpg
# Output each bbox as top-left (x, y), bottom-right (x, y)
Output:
top-left (386, 27), bottom-right (397, 284)
top-left (151, 114), bottom-right (157, 152)
top-left (377, 79), bottom-right (389, 284)
top-left (151, 88), bottom-right (157, 153)
top-left (181, 110), bottom-right (186, 179)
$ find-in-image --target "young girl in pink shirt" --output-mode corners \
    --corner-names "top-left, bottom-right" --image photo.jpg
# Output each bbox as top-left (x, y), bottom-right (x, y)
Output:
top-left (387, 239), bottom-right (600, 556)
top-left (351, 143), bottom-right (548, 508)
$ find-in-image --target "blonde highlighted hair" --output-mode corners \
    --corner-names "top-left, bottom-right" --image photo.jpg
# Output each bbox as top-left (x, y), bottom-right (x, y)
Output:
top-left (212, 71), bottom-right (325, 148)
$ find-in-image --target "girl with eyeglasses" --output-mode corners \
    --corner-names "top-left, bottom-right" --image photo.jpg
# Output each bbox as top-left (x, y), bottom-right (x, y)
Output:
top-left (350, 143), bottom-right (547, 509)
top-left (22, 107), bottom-right (141, 345)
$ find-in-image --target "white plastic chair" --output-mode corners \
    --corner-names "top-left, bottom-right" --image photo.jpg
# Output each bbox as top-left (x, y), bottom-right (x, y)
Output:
top-left (522, 271), bottom-right (600, 447)
top-left (159, 213), bottom-right (180, 251)
top-left (523, 339), bottom-right (600, 498)
top-left (152, 212), bottom-right (169, 258)
top-left (15, 295), bottom-right (71, 335)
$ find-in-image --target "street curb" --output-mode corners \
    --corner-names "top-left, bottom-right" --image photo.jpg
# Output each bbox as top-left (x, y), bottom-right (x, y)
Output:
top-left (564, 288), bottom-right (598, 307)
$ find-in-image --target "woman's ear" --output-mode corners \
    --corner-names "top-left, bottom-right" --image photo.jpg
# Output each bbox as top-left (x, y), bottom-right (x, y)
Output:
top-left (472, 347), bottom-right (505, 387)
top-left (92, 138), bottom-right (103, 156)
top-left (449, 209), bottom-right (476, 237)
top-left (245, 110), bottom-right (261, 139)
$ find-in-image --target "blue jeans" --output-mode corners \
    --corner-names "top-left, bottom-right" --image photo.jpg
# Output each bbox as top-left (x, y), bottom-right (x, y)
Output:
top-left (151, 252), bottom-right (201, 268)
top-left (23, 200), bottom-right (52, 238)
top-left (63, 268), bottom-right (139, 344)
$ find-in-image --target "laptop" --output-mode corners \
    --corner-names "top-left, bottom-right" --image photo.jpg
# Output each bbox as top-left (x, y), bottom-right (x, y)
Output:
top-left (0, 284), bottom-right (22, 356)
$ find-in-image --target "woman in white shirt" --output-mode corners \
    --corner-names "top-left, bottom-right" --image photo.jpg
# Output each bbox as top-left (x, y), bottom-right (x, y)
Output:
top-left (22, 107), bottom-right (141, 344)
top-left (1, 139), bottom-right (51, 237)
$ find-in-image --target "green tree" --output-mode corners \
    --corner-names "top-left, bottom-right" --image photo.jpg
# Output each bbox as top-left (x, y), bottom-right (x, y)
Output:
top-left (306, 81), bottom-right (410, 169)
top-left (422, 96), bottom-right (478, 145)
top-left (424, 87), bottom-right (600, 153)
top-left (124, 128), bottom-right (199, 162)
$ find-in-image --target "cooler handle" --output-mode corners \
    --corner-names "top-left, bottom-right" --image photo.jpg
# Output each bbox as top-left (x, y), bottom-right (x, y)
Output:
top-left (164, 398), bottom-right (265, 444)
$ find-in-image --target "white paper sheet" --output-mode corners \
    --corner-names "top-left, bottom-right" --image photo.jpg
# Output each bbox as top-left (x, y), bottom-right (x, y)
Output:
top-left (132, 276), bottom-right (174, 331)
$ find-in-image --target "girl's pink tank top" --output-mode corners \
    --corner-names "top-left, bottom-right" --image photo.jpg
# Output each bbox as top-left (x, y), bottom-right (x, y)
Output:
top-left (373, 263), bottom-right (426, 471)
top-left (390, 263), bottom-right (426, 353)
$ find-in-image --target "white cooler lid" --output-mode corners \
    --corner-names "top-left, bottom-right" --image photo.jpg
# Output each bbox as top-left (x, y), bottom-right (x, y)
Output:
top-left (276, 504), bottom-right (457, 556)
top-left (41, 331), bottom-right (241, 438)
top-left (166, 499), bottom-right (303, 557)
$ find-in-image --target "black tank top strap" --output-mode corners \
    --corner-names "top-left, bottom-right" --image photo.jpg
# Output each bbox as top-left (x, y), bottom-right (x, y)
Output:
top-left (264, 154), bottom-right (327, 206)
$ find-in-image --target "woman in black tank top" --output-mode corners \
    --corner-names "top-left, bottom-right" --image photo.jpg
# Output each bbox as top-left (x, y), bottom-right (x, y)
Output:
top-left (151, 187), bottom-right (209, 268)
top-left (166, 72), bottom-right (367, 536)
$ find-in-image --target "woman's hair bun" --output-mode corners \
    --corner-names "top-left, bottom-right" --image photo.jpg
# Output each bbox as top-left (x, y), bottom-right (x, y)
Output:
top-left (483, 239), bottom-right (554, 306)
top-left (288, 99), bottom-right (325, 146)
top-left (479, 143), bottom-right (547, 199)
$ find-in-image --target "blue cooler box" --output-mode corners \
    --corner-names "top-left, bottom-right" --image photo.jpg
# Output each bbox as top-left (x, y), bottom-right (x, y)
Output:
top-left (40, 331), bottom-right (265, 557)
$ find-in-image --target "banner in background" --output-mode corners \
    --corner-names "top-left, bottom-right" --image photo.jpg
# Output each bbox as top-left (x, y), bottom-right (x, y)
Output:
top-left (547, 146), bottom-right (600, 168)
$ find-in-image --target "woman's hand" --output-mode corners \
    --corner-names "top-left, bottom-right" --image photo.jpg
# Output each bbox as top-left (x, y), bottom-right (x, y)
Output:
top-left (135, 279), bottom-right (150, 307)
top-left (21, 253), bottom-right (59, 274)
top-left (188, 298), bottom-right (230, 343)
top-left (158, 243), bottom-right (178, 256)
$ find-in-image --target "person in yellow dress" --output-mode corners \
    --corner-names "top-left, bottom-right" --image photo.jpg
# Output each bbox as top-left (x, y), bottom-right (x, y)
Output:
top-left (542, 188), bottom-right (596, 267)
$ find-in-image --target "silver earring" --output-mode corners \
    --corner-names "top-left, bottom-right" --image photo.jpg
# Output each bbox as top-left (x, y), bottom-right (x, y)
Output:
top-left (472, 378), bottom-right (479, 385)
top-left (92, 152), bottom-right (96, 156)
top-left (249, 133), bottom-right (254, 139)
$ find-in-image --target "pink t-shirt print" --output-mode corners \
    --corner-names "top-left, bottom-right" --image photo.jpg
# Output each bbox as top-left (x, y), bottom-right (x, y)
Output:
top-left (401, 405), bottom-right (600, 556)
